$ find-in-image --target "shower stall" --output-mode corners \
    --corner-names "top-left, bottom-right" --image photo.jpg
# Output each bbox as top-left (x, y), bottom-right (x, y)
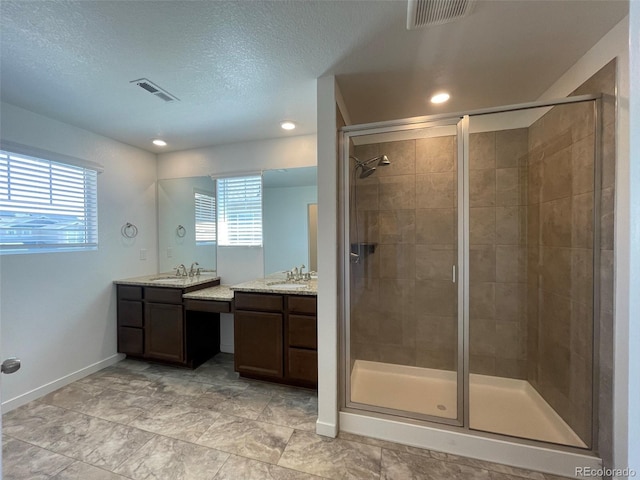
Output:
top-left (341, 95), bottom-right (601, 451)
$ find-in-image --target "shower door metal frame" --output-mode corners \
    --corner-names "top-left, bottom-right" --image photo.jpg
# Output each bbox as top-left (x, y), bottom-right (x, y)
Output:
top-left (340, 117), bottom-right (466, 427)
top-left (339, 93), bottom-right (602, 452)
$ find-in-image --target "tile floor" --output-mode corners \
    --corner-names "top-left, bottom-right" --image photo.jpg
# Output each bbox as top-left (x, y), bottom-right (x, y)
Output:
top-left (2, 354), bottom-right (574, 480)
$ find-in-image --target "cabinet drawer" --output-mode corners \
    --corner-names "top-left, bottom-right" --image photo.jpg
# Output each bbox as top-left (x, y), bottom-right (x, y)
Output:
top-left (118, 285), bottom-right (142, 300)
top-left (118, 327), bottom-right (143, 355)
top-left (288, 295), bottom-right (317, 315)
top-left (184, 299), bottom-right (231, 313)
top-left (288, 315), bottom-right (317, 349)
top-left (118, 300), bottom-right (143, 327)
top-left (287, 348), bottom-right (317, 383)
top-left (145, 287), bottom-right (183, 304)
top-left (235, 292), bottom-right (283, 312)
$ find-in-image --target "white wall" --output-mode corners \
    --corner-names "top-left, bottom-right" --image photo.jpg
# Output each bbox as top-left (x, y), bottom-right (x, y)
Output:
top-left (157, 134), bottom-right (318, 353)
top-left (157, 134), bottom-right (317, 180)
top-left (263, 185), bottom-right (317, 275)
top-left (316, 75), bottom-right (339, 437)
top-left (624, 3), bottom-right (639, 476)
top-left (0, 102), bottom-right (158, 411)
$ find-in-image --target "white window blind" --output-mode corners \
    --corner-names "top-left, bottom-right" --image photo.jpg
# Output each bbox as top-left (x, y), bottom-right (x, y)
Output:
top-left (217, 175), bottom-right (262, 246)
top-left (195, 190), bottom-right (216, 245)
top-left (0, 149), bottom-right (99, 254)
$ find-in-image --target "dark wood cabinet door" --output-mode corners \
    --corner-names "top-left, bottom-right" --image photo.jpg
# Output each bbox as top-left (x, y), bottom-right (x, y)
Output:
top-left (234, 311), bottom-right (283, 378)
top-left (145, 302), bottom-right (184, 362)
top-left (287, 348), bottom-right (317, 383)
top-left (118, 326), bottom-right (143, 355)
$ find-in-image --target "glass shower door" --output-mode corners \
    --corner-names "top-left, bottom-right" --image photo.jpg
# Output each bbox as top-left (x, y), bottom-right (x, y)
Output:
top-left (467, 102), bottom-right (597, 448)
top-left (344, 119), bottom-right (464, 424)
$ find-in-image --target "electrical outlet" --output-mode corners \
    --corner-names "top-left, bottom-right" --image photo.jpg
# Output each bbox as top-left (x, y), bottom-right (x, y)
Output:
top-left (139, 248), bottom-right (147, 260)
top-left (167, 247), bottom-right (173, 258)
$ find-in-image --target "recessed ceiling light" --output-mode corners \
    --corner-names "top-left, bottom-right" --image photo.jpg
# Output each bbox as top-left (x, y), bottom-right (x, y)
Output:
top-left (152, 139), bottom-right (167, 147)
top-left (281, 121), bottom-right (296, 131)
top-left (430, 92), bottom-right (450, 104)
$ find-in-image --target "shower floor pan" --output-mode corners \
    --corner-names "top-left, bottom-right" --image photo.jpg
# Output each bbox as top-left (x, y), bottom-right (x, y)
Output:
top-left (350, 360), bottom-right (586, 448)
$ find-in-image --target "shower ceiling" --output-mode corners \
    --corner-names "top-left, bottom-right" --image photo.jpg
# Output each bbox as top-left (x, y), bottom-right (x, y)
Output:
top-left (0, 0), bottom-right (628, 153)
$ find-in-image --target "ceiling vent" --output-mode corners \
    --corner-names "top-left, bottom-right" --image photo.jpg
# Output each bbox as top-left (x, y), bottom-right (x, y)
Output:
top-left (407, 0), bottom-right (476, 29)
top-left (130, 78), bottom-right (180, 102)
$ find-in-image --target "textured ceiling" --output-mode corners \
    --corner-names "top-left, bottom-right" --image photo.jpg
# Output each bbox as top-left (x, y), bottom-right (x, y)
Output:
top-left (0, 1), bottom-right (628, 153)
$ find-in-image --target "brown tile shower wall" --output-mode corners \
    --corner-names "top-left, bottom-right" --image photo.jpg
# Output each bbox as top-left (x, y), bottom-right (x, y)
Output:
top-left (350, 137), bottom-right (458, 370)
top-left (351, 131), bottom-right (530, 377)
top-left (573, 61), bottom-right (615, 463)
top-left (526, 61), bottom-right (616, 450)
top-left (469, 129), bottom-right (529, 379)
top-left (526, 100), bottom-right (595, 446)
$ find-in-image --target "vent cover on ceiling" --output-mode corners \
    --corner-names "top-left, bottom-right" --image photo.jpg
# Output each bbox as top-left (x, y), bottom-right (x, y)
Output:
top-left (407, 0), bottom-right (476, 29)
top-left (130, 78), bottom-right (180, 102)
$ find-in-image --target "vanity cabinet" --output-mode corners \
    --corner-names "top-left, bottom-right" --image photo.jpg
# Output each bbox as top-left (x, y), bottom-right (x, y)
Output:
top-left (234, 291), bottom-right (317, 388)
top-left (145, 288), bottom-right (184, 363)
top-left (117, 286), bottom-right (144, 355)
top-left (286, 295), bottom-right (318, 385)
top-left (116, 279), bottom-right (219, 367)
top-left (234, 310), bottom-right (283, 378)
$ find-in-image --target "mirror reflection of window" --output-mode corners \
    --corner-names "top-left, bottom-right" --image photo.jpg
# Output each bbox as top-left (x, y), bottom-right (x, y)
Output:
top-left (216, 175), bottom-right (263, 247)
top-left (194, 190), bottom-right (216, 245)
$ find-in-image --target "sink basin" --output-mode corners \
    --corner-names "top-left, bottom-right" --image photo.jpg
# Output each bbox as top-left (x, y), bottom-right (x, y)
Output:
top-left (268, 283), bottom-right (307, 290)
top-left (149, 277), bottom-right (184, 284)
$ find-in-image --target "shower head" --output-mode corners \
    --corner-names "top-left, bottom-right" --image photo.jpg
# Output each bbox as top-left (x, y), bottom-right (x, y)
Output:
top-left (359, 165), bottom-right (376, 178)
top-left (377, 155), bottom-right (391, 166)
top-left (350, 154), bottom-right (391, 179)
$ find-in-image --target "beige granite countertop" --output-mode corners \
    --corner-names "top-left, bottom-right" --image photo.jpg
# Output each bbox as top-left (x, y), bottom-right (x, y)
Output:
top-left (114, 272), bottom-right (221, 289)
top-left (230, 278), bottom-right (317, 296)
top-left (182, 285), bottom-right (234, 301)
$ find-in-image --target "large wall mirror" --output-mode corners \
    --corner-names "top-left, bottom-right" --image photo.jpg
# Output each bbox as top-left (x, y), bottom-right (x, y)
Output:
top-left (157, 166), bottom-right (317, 277)
top-left (263, 166), bottom-right (317, 275)
top-left (157, 177), bottom-right (217, 273)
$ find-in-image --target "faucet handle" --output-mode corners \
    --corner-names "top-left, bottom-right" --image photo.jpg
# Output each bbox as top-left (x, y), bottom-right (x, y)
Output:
top-left (189, 262), bottom-right (200, 277)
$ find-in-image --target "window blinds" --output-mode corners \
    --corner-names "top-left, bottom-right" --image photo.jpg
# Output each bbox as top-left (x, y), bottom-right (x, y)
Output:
top-left (195, 190), bottom-right (217, 245)
top-left (0, 149), bottom-right (98, 253)
top-left (217, 175), bottom-right (262, 246)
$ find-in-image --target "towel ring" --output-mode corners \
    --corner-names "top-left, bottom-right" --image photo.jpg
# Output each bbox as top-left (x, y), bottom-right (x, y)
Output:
top-left (121, 222), bottom-right (138, 238)
top-left (176, 225), bottom-right (186, 238)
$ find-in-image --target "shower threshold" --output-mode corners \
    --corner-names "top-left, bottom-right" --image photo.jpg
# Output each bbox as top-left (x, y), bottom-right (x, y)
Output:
top-left (350, 360), bottom-right (586, 448)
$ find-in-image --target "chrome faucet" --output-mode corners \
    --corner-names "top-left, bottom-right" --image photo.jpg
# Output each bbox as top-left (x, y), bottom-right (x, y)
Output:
top-left (286, 264), bottom-right (309, 282)
top-left (174, 264), bottom-right (187, 277)
top-left (189, 262), bottom-right (200, 277)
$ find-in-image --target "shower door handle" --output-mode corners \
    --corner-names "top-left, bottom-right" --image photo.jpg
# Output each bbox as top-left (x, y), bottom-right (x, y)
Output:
top-left (452, 265), bottom-right (456, 283)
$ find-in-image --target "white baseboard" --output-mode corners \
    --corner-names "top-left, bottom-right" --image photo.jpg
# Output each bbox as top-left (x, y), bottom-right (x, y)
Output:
top-left (316, 419), bottom-right (338, 437)
top-left (340, 411), bottom-right (601, 480)
top-left (220, 343), bottom-right (234, 354)
top-left (1, 353), bottom-right (124, 413)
